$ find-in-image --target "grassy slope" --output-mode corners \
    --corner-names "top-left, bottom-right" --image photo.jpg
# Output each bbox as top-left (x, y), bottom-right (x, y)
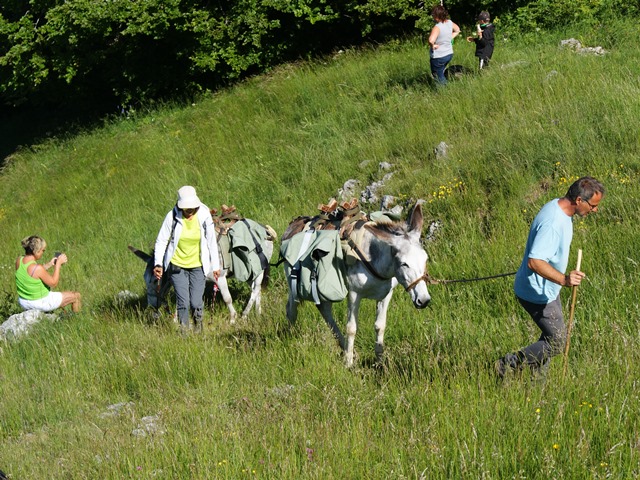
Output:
top-left (0, 22), bottom-right (639, 479)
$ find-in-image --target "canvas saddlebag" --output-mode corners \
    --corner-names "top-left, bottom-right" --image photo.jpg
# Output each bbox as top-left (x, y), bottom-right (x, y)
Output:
top-left (227, 218), bottom-right (269, 283)
top-left (280, 229), bottom-right (348, 304)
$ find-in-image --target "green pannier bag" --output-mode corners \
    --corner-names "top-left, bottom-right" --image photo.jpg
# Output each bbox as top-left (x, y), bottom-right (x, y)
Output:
top-left (228, 218), bottom-right (268, 283)
top-left (280, 229), bottom-right (348, 304)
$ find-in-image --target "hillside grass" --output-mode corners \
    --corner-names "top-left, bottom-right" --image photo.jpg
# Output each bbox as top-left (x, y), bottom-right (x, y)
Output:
top-left (1, 21), bottom-right (640, 479)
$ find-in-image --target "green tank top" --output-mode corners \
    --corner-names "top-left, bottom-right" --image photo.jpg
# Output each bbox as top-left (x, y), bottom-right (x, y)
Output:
top-left (15, 257), bottom-right (50, 300)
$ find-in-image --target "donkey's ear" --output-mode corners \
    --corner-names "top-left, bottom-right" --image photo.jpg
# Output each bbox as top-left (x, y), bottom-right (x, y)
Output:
top-left (407, 203), bottom-right (424, 234)
top-left (364, 223), bottom-right (393, 240)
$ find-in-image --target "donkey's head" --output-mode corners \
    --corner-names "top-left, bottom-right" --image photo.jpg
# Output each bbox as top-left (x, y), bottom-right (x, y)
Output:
top-left (368, 204), bottom-right (431, 309)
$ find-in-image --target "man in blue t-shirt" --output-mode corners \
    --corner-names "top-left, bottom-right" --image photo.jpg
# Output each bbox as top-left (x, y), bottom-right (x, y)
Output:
top-left (496, 177), bottom-right (605, 379)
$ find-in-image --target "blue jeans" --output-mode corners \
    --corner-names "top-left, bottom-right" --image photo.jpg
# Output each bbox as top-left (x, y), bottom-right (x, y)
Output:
top-left (169, 264), bottom-right (206, 327)
top-left (431, 54), bottom-right (453, 84)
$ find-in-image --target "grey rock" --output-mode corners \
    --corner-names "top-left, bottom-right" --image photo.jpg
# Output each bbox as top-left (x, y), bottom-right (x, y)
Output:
top-left (380, 195), bottom-right (396, 210)
top-left (338, 179), bottom-right (361, 201)
top-left (1, 310), bottom-right (58, 341)
top-left (425, 219), bottom-right (443, 242)
top-left (116, 290), bottom-right (138, 303)
top-left (99, 401), bottom-right (135, 419)
top-left (560, 38), bottom-right (607, 55)
top-left (132, 414), bottom-right (165, 437)
top-left (435, 142), bottom-right (449, 159)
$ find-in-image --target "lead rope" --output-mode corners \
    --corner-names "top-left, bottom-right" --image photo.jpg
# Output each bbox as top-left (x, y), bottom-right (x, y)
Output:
top-left (426, 271), bottom-right (517, 286)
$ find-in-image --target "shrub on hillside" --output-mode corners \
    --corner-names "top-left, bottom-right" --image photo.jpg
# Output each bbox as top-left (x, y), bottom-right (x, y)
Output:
top-left (0, 0), bottom-right (419, 110)
top-left (500, 0), bottom-right (640, 35)
top-left (0, 0), bottom-right (528, 111)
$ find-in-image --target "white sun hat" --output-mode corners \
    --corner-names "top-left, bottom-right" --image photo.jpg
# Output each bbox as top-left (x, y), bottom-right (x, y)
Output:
top-left (176, 186), bottom-right (201, 209)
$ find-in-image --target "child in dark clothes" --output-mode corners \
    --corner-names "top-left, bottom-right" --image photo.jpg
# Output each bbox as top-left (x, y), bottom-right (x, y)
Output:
top-left (467, 11), bottom-right (495, 69)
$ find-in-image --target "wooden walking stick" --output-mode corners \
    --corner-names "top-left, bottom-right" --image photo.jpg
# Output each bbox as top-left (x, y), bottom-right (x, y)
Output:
top-left (563, 249), bottom-right (583, 378)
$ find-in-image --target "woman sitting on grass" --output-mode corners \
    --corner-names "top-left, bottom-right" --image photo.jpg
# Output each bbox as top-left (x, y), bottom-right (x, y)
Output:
top-left (15, 235), bottom-right (81, 313)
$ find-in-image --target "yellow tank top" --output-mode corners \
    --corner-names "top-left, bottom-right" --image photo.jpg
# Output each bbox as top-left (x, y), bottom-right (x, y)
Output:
top-left (171, 216), bottom-right (202, 268)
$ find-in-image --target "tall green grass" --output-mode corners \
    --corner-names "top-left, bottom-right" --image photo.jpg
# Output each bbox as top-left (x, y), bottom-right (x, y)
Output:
top-left (1, 22), bottom-right (639, 478)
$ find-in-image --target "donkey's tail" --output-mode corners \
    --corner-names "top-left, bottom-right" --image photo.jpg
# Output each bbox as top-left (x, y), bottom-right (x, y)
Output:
top-left (128, 245), bottom-right (153, 263)
top-left (261, 264), bottom-right (271, 289)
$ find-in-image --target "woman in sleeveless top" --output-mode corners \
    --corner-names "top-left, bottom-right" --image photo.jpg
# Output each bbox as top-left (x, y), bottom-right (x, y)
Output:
top-left (15, 235), bottom-right (82, 312)
top-left (428, 5), bottom-right (460, 85)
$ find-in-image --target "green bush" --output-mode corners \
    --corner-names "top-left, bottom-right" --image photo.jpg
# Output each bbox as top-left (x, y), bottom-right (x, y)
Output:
top-left (501, 0), bottom-right (640, 35)
top-left (1, 0), bottom-right (638, 111)
top-left (0, 0), bottom-right (424, 109)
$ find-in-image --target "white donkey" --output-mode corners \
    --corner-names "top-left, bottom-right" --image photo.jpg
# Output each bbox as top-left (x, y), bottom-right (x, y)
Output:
top-left (130, 220), bottom-right (275, 324)
top-left (282, 203), bottom-right (431, 367)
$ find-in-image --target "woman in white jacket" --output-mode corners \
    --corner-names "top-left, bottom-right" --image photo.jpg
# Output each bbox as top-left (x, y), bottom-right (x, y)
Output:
top-left (153, 186), bottom-right (220, 333)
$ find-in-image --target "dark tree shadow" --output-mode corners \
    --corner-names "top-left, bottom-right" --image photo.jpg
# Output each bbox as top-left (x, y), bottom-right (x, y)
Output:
top-left (384, 69), bottom-right (434, 91)
top-left (445, 64), bottom-right (472, 80)
top-left (381, 63), bottom-right (474, 96)
top-left (0, 104), bottom-right (113, 168)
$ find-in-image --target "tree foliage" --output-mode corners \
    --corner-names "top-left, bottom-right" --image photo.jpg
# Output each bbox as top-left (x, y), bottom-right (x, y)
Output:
top-left (0, 0), bottom-right (636, 111)
top-left (500, 0), bottom-right (640, 34)
top-left (0, 0), bottom-right (409, 109)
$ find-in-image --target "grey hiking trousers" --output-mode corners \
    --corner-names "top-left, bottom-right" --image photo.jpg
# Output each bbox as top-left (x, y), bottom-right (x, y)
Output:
top-left (169, 263), bottom-right (206, 328)
top-left (517, 296), bottom-right (567, 368)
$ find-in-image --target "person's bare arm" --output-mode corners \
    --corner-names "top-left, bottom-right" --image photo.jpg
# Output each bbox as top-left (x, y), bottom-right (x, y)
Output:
top-left (527, 258), bottom-right (584, 287)
top-left (32, 253), bottom-right (67, 288)
top-left (429, 26), bottom-right (440, 49)
top-left (451, 22), bottom-right (461, 40)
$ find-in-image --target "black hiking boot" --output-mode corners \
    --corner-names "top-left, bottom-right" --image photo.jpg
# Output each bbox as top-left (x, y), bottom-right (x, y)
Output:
top-left (494, 352), bottom-right (521, 380)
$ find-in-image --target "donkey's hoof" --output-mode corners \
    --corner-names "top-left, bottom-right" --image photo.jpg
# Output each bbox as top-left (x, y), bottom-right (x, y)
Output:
top-left (344, 351), bottom-right (357, 368)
